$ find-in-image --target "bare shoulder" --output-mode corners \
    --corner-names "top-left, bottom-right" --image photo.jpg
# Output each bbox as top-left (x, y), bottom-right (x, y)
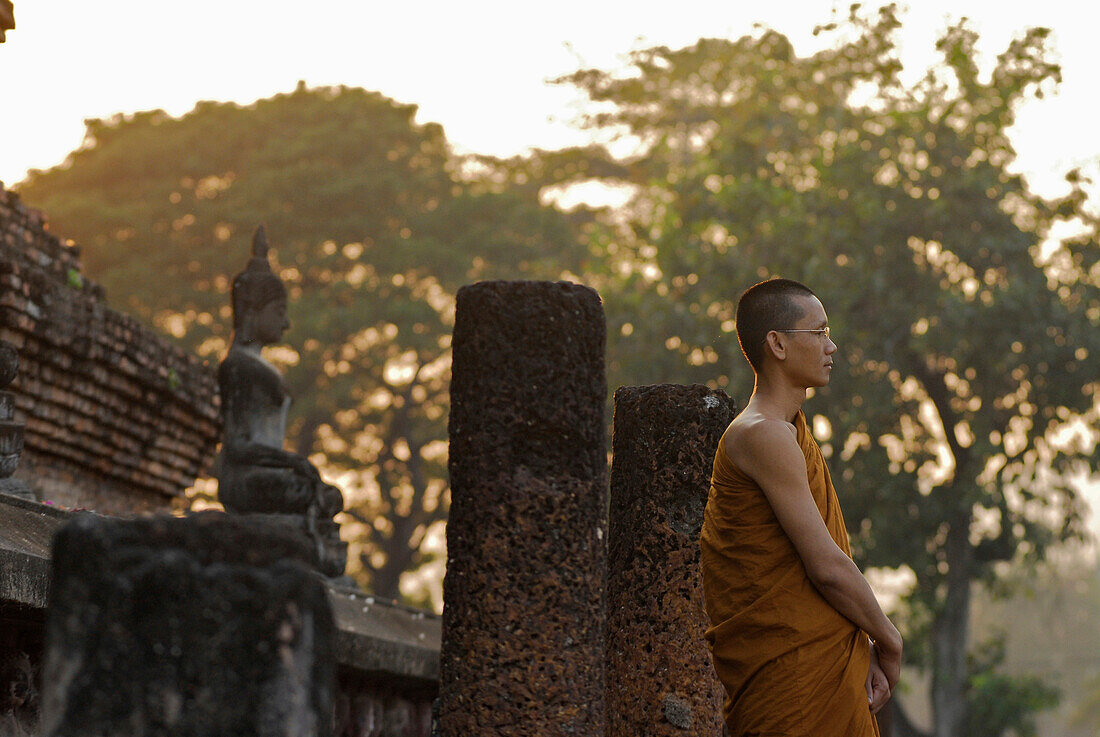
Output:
top-left (723, 410), bottom-right (800, 474)
top-left (725, 410), bottom-right (797, 450)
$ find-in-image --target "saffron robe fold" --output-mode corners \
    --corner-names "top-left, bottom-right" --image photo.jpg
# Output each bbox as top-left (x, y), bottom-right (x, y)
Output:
top-left (700, 411), bottom-right (879, 737)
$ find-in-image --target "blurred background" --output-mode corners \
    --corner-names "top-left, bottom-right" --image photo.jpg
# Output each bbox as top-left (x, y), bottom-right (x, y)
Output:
top-left (2, 2), bottom-right (1099, 735)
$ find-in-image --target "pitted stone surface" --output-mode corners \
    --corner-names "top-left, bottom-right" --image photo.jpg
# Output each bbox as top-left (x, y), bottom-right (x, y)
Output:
top-left (439, 280), bottom-right (607, 736)
top-left (40, 512), bottom-right (335, 737)
top-left (606, 384), bottom-right (734, 737)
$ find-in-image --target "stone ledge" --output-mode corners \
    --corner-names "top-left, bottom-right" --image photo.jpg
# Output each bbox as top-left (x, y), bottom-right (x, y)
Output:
top-left (0, 493), bottom-right (441, 683)
top-left (329, 585), bottom-right (441, 681)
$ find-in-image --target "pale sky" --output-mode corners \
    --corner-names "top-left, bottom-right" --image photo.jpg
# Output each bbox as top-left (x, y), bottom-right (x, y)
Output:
top-left (3, 1), bottom-right (1100, 193)
top-left (2, 0), bottom-right (1099, 536)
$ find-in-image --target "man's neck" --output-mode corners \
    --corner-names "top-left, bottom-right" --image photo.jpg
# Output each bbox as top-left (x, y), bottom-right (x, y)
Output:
top-left (749, 374), bottom-right (808, 424)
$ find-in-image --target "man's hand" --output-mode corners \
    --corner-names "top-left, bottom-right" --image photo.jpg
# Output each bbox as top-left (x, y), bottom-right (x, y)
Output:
top-left (873, 633), bottom-right (903, 692)
top-left (866, 642), bottom-right (892, 715)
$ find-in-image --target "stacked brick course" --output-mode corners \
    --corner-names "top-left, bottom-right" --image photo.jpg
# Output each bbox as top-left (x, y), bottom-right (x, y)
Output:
top-left (0, 185), bottom-right (219, 512)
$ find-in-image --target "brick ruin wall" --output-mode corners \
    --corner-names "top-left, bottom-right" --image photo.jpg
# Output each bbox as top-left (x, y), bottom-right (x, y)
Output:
top-left (0, 185), bottom-right (220, 514)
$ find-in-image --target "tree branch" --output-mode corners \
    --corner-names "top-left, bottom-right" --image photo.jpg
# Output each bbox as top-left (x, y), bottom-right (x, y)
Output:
top-left (903, 350), bottom-right (972, 485)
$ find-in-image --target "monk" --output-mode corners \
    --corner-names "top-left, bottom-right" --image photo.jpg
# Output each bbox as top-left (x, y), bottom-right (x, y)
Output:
top-left (700, 277), bottom-right (902, 736)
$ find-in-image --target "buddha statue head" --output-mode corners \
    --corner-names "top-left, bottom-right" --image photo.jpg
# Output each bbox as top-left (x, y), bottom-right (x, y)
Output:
top-left (231, 226), bottom-right (289, 346)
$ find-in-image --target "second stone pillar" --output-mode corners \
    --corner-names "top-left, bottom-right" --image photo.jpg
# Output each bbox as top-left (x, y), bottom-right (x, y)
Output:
top-left (607, 383), bottom-right (735, 736)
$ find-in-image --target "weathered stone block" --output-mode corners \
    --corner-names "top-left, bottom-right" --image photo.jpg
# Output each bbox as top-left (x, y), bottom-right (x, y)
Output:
top-left (41, 511), bottom-right (335, 737)
top-left (606, 384), bottom-right (735, 736)
top-left (439, 280), bottom-right (607, 736)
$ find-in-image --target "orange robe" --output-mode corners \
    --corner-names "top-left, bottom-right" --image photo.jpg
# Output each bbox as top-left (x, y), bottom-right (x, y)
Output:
top-left (700, 411), bottom-right (879, 737)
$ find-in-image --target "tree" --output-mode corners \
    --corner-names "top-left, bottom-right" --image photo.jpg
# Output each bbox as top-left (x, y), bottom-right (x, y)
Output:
top-left (16, 83), bottom-right (588, 604)
top-left (533, 5), bottom-right (1099, 735)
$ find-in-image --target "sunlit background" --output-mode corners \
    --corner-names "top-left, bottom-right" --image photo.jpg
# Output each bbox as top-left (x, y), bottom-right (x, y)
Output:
top-left (3, 1), bottom-right (1100, 194)
top-left (5, 3), bottom-right (1098, 535)
top-left (3, 2), bottom-right (1100, 735)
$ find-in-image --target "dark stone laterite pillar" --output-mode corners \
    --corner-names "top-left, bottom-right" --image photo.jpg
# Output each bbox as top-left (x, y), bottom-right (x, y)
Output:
top-left (439, 280), bottom-right (608, 737)
top-left (41, 512), bottom-right (335, 737)
top-left (607, 384), bottom-right (735, 737)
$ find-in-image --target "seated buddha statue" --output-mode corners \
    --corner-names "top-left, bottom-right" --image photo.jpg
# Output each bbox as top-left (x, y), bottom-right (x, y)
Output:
top-left (215, 226), bottom-right (346, 576)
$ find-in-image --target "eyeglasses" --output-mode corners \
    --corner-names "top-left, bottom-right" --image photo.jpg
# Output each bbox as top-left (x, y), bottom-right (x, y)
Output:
top-left (774, 327), bottom-right (830, 340)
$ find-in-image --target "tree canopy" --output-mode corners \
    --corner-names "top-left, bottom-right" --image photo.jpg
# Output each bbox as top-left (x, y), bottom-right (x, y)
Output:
top-left (523, 5), bottom-right (1098, 735)
top-left (16, 83), bottom-right (590, 605)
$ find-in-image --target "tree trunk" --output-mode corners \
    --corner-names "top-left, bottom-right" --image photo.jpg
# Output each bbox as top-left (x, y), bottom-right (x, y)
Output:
top-left (366, 390), bottom-right (419, 601)
top-left (906, 354), bottom-right (976, 737)
top-left (367, 551), bottom-right (407, 601)
top-left (931, 513), bottom-right (972, 737)
top-left (890, 698), bottom-right (931, 737)
top-left (366, 511), bottom-right (421, 600)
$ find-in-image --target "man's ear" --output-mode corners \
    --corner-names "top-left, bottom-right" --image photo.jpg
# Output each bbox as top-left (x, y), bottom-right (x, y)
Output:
top-left (764, 330), bottom-right (787, 362)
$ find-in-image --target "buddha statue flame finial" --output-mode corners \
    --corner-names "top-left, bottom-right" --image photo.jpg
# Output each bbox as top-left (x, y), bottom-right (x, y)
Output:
top-left (230, 226), bottom-right (287, 338)
top-left (252, 224), bottom-right (269, 259)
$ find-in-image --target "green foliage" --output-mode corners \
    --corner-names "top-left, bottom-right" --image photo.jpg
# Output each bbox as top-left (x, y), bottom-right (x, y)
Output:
top-left (971, 560), bottom-right (1100, 736)
top-left (530, 4), bottom-right (1098, 733)
top-left (964, 637), bottom-right (1060, 737)
top-left (65, 268), bottom-right (83, 290)
top-left (16, 83), bottom-right (586, 603)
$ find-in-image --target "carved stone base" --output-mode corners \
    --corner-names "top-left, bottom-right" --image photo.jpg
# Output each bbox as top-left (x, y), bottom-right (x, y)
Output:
top-left (242, 512), bottom-right (347, 579)
top-left (41, 512), bottom-right (336, 737)
top-left (310, 516), bottom-right (349, 580)
top-left (0, 477), bottom-right (34, 501)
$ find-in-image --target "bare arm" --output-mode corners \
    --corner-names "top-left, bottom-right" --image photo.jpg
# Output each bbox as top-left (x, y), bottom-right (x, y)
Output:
top-left (730, 421), bottom-right (903, 687)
